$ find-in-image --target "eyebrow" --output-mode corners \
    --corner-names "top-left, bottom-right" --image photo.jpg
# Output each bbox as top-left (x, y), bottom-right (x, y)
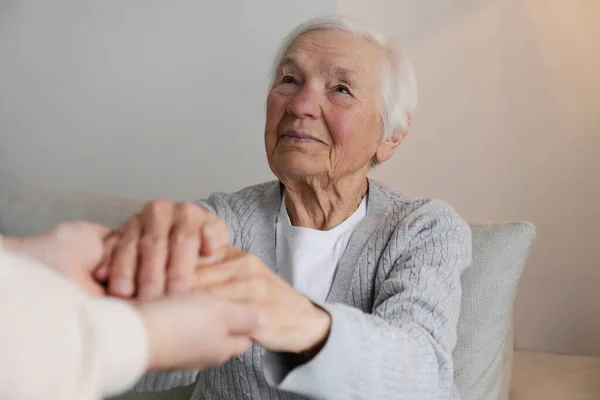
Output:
top-left (330, 66), bottom-right (357, 85)
top-left (277, 56), bottom-right (358, 85)
top-left (277, 56), bottom-right (301, 71)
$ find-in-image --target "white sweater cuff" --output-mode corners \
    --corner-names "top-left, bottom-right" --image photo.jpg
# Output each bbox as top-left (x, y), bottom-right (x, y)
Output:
top-left (89, 297), bottom-right (149, 397)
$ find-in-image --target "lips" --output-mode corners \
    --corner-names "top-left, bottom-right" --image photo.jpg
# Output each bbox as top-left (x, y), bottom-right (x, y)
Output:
top-left (281, 130), bottom-right (320, 142)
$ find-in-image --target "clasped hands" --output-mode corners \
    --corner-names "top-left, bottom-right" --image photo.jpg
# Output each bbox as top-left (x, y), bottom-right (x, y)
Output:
top-left (96, 200), bottom-right (332, 356)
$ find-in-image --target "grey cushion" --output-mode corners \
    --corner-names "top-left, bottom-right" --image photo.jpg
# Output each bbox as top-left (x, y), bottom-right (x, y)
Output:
top-left (455, 221), bottom-right (535, 400)
top-left (0, 186), bottom-right (535, 400)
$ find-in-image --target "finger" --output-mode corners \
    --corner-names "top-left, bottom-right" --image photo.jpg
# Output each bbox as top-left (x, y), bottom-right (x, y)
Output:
top-left (221, 302), bottom-right (270, 335)
top-left (108, 217), bottom-right (141, 298)
top-left (195, 247), bottom-right (228, 266)
top-left (194, 250), bottom-right (249, 289)
top-left (166, 203), bottom-right (203, 294)
top-left (199, 218), bottom-right (229, 256)
top-left (95, 233), bottom-right (119, 282)
top-left (196, 245), bottom-right (243, 266)
top-left (137, 200), bottom-right (174, 300)
top-left (94, 265), bottom-right (108, 282)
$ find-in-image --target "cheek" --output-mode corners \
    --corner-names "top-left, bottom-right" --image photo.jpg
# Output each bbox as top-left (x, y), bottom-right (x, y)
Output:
top-left (326, 108), bottom-right (382, 160)
top-left (265, 91), bottom-right (286, 132)
top-left (326, 109), bottom-right (364, 146)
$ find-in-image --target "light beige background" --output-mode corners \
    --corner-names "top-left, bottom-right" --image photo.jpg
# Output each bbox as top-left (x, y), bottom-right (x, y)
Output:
top-left (1, 0), bottom-right (598, 355)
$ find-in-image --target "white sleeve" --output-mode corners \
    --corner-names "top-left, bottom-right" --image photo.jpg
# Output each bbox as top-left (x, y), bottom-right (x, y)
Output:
top-left (0, 247), bottom-right (149, 400)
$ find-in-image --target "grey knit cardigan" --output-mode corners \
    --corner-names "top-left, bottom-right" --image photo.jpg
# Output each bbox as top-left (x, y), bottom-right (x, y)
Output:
top-left (136, 179), bottom-right (472, 400)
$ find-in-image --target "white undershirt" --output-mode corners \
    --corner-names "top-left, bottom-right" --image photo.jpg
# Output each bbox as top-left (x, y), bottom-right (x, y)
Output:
top-left (276, 194), bottom-right (367, 302)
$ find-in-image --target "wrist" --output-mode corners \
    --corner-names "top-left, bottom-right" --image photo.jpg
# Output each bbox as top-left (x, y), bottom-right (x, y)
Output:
top-left (300, 306), bottom-right (331, 357)
top-left (137, 305), bottom-right (161, 370)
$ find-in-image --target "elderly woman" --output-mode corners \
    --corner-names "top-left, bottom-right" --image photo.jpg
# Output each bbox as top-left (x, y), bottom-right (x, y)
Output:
top-left (102, 15), bottom-right (471, 400)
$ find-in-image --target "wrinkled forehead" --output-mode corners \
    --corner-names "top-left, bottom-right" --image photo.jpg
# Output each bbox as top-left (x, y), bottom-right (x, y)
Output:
top-left (280, 30), bottom-right (386, 86)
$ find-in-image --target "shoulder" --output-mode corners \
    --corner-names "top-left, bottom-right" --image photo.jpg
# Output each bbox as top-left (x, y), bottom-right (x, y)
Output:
top-left (370, 180), bottom-right (461, 216)
top-left (369, 181), bottom-right (472, 273)
top-left (370, 180), bottom-right (471, 242)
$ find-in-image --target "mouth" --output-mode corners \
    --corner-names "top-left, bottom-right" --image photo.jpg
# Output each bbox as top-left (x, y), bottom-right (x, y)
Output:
top-left (280, 130), bottom-right (320, 143)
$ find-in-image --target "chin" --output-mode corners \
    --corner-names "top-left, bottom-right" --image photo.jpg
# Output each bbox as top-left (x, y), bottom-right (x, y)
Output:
top-left (272, 155), bottom-right (323, 181)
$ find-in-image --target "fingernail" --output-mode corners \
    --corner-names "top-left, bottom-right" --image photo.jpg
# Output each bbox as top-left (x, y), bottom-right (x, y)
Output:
top-left (111, 279), bottom-right (132, 296)
top-left (138, 284), bottom-right (160, 300)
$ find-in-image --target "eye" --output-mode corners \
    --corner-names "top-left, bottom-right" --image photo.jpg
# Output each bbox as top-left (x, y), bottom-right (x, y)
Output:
top-left (282, 75), bottom-right (298, 85)
top-left (334, 85), bottom-right (351, 95)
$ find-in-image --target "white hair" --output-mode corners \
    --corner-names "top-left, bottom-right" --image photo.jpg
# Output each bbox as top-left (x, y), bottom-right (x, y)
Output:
top-left (270, 15), bottom-right (418, 141)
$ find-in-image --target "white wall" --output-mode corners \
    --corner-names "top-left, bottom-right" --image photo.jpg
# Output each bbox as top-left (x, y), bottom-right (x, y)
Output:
top-left (340, 0), bottom-right (600, 355)
top-left (0, 0), bottom-right (336, 201)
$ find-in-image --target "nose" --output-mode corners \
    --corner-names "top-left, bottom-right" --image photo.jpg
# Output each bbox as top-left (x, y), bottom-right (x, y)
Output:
top-left (285, 84), bottom-right (321, 119)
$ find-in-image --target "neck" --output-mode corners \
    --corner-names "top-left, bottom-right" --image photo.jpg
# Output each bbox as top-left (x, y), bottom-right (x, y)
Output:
top-left (281, 174), bottom-right (368, 230)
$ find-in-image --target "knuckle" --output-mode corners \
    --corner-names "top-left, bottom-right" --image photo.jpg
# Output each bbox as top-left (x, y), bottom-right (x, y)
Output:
top-left (119, 215), bottom-right (141, 234)
top-left (139, 234), bottom-right (165, 250)
top-left (166, 268), bottom-right (188, 282)
top-left (137, 270), bottom-right (163, 286)
top-left (118, 237), bottom-right (138, 252)
top-left (176, 202), bottom-right (203, 220)
top-left (145, 199), bottom-right (173, 215)
top-left (171, 230), bottom-right (197, 245)
top-left (110, 269), bottom-right (132, 280)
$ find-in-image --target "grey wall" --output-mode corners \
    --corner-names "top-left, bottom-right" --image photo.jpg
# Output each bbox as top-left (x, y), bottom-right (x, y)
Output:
top-left (0, 1), bottom-right (336, 201)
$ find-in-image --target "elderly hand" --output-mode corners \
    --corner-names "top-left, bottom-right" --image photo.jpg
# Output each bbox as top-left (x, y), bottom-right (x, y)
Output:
top-left (2, 221), bottom-right (110, 295)
top-left (195, 247), bottom-right (332, 354)
top-left (97, 200), bottom-right (229, 300)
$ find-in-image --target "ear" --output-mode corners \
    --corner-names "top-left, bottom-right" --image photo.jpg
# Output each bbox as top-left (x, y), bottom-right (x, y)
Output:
top-left (375, 129), bottom-right (407, 163)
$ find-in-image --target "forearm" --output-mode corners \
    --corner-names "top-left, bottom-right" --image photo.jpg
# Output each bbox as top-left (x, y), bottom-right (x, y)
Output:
top-left (0, 249), bottom-right (148, 399)
top-left (263, 303), bottom-right (454, 400)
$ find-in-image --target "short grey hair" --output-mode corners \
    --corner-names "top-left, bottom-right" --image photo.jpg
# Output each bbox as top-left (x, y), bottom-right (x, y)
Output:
top-left (270, 15), bottom-right (418, 141)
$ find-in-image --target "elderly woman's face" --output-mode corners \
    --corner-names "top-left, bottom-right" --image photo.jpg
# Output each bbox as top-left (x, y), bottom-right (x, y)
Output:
top-left (265, 30), bottom-right (386, 182)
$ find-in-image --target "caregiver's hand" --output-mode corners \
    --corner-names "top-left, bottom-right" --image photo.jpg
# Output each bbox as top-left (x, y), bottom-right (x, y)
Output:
top-left (98, 200), bottom-right (229, 300)
top-left (137, 292), bottom-right (268, 370)
top-left (2, 221), bottom-right (110, 295)
top-left (195, 247), bottom-right (332, 355)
